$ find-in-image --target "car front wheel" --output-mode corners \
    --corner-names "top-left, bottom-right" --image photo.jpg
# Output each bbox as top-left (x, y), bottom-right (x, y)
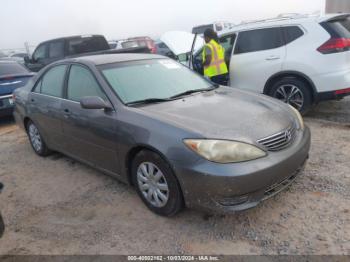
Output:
top-left (131, 150), bottom-right (183, 216)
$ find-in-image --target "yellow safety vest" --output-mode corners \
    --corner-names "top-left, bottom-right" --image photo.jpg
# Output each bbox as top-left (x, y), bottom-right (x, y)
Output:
top-left (202, 39), bottom-right (228, 77)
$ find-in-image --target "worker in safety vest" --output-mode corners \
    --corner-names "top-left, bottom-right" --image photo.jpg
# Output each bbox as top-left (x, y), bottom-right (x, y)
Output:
top-left (202, 28), bottom-right (228, 85)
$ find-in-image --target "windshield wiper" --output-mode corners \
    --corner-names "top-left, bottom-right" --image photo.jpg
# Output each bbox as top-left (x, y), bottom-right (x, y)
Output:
top-left (170, 86), bottom-right (218, 99)
top-left (126, 98), bottom-right (172, 106)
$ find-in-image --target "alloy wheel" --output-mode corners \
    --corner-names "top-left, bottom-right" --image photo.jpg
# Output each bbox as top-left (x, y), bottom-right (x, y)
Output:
top-left (274, 84), bottom-right (304, 111)
top-left (28, 124), bottom-right (42, 152)
top-left (137, 162), bottom-right (169, 208)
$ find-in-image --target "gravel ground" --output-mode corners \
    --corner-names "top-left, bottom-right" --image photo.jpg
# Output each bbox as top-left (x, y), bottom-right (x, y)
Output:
top-left (0, 98), bottom-right (349, 255)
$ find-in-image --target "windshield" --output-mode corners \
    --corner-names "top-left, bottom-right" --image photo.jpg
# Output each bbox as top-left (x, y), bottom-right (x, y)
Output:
top-left (100, 59), bottom-right (212, 104)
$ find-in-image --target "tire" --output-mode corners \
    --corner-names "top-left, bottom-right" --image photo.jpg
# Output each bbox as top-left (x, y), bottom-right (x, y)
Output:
top-left (26, 120), bottom-right (51, 156)
top-left (268, 77), bottom-right (313, 114)
top-left (131, 150), bottom-right (184, 216)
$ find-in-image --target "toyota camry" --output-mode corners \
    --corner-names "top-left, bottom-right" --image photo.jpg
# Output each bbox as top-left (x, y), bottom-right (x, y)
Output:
top-left (13, 54), bottom-right (310, 216)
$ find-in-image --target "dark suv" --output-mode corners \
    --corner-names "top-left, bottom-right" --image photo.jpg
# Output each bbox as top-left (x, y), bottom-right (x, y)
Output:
top-left (25, 35), bottom-right (149, 72)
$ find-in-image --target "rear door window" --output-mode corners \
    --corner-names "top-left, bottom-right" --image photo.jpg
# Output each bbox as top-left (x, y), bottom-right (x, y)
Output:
top-left (234, 27), bottom-right (284, 54)
top-left (48, 41), bottom-right (65, 59)
top-left (67, 65), bottom-right (107, 102)
top-left (40, 65), bottom-right (67, 97)
top-left (283, 26), bottom-right (304, 44)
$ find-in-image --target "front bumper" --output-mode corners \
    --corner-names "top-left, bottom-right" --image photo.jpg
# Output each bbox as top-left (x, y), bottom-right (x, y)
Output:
top-left (172, 126), bottom-right (311, 213)
top-left (0, 95), bottom-right (14, 117)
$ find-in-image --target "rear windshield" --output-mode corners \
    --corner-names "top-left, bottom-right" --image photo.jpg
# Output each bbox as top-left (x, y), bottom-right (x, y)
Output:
top-left (322, 16), bottom-right (350, 38)
top-left (121, 41), bottom-right (140, 49)
top-left (0, 63), bottom-right (28, 76)
top-left (68, 36), bottom-right (109, 55)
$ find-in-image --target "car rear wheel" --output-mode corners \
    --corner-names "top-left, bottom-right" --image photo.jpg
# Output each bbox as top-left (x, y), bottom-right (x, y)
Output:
top-left (26, 120), bottom-right (51, 156)
top-left (131, 150), bottom-right (183, 216)
top-left (269, 77), bottom-right (312, 114)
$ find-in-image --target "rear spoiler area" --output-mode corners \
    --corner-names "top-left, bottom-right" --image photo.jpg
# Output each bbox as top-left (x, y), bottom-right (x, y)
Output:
top-left (104, 46), bottom-right (151, 54)
top-left (319, 13), bottom-right (350, 23)
top-left (67, 46), bottom-right (151, 59)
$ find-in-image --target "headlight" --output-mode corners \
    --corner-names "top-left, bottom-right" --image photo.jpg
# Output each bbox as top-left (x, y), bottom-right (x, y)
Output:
top-left (289, 105), bottom-right (304, 130)
top-left (183, 139), bottom-right (267, 163)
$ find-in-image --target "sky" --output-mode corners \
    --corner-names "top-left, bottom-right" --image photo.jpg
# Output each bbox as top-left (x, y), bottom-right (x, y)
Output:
top-left (1, 0), bottom-right (325, 50)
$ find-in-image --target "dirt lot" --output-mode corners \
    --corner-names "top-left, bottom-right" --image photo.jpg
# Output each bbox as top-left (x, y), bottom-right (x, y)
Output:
top-left (0, 98), bottom-right (349, 255)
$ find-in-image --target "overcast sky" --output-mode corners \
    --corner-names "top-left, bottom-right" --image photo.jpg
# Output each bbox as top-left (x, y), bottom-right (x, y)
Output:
top-left (1, 0), bottom-right (325, 50)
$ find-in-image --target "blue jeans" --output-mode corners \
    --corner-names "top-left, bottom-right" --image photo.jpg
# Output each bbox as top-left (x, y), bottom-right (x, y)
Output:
top-left (210, 73), bottom-right (229, 86)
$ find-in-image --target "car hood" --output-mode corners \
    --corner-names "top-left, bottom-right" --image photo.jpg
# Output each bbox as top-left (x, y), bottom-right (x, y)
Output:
top-left (139, 87), bottom-right (295, 143)
top-left (160, 31), bottom-right (204, 56)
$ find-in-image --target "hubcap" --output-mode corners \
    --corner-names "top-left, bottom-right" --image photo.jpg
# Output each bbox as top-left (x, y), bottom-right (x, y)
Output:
top-left (137, 162), bottom-right (169, 208)
top-left (28, 124), bottom-right (42, 152)
top-left (274, 84), bottom-right (304, 111)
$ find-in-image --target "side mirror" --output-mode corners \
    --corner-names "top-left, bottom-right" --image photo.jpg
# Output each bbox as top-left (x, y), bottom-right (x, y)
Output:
top-left (80, 96), bottom-right (112, 110)
top-left (24, 55), bottom-right (31, 64)
top-left (0, 183), bottom-right (3, 193)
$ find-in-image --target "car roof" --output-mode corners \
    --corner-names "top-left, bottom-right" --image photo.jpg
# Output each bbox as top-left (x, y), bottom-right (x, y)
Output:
top-left (39, 34), bottom-right (105, 44)
top-left (64, 53), bottom-right (167, 65)
top-left (218, 13), bottom-right (350, 35)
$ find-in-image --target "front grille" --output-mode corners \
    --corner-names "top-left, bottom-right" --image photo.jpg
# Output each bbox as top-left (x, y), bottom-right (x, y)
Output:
top-left (257, 123), bottom-right (297, 152)
top-left (263, 174), bottom-right (297, 200)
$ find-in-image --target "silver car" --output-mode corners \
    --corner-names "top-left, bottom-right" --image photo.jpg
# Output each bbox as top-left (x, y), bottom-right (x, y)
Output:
top-left (13, 54), bottom-right (310, 216)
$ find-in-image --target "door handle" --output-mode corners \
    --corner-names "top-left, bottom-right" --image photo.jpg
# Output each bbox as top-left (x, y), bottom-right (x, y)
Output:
top-left (63, 108), bottom-right (71, 118)
top-left (266, 56), bottom-right (280, 61)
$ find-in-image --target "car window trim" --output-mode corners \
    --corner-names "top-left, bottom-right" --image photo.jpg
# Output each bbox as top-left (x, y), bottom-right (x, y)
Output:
top-left (64, 62), bottom-right (115, 111)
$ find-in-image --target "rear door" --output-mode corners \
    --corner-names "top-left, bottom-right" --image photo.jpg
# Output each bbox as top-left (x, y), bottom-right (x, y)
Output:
top-left (28, 64), bottom-right (68, 150)
top-left (60, 64), bottom-right (119, 173)
top-left (229, 27), bottom-right (286, 92)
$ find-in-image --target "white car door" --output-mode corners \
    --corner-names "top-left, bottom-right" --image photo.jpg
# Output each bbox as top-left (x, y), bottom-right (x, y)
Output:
top-left (229, 27), bottom-right (286, 93)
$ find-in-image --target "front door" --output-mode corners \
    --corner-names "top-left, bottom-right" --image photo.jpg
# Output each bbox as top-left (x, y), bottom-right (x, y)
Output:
top-left (60, 64), bottom-right (119, 173)
top-left (229, 27), bottom-right (286, 92)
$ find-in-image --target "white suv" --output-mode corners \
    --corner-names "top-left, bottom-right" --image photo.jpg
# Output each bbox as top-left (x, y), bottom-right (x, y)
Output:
top-left (187, 14), bottom-right (350, 113)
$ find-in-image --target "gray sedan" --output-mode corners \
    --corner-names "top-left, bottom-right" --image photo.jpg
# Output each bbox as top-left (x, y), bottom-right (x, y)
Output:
top-left (13, 54), bottom-right (310, 216)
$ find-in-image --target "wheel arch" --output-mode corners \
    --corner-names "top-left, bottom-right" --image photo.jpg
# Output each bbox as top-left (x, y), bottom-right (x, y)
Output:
top-left (263, 71), bottom-right (318, 104)
top-left (23, 117), bottom-right (32, 131)
top-left (125, 144), bottom-right (177, 186)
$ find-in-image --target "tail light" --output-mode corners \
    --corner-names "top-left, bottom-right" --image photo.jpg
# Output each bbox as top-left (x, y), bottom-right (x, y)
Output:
top-left (317, 38), bottom-right (350, 54)
top-left (146, 40), bottom-right (157, 54)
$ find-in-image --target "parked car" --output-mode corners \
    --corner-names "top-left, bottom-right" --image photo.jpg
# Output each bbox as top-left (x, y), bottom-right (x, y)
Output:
top-left (24, 35), bottom-right (150, 72)
top-left (0, 182), bottom-right (4, 238)
top-left (0, 52), bottom-right (28, 64)
top-left (155, 40), bottom-right (175, 58)
top-left (192, 21), bottom-right (235, 34)
top-left (165, 13), bottom-right (350, 113)
top-left (113, 37), bottom-right (157, 54)
top-left (0, 61), bottom-right (34, 117)
top-left (13, 54), bottom-right (310, 216)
